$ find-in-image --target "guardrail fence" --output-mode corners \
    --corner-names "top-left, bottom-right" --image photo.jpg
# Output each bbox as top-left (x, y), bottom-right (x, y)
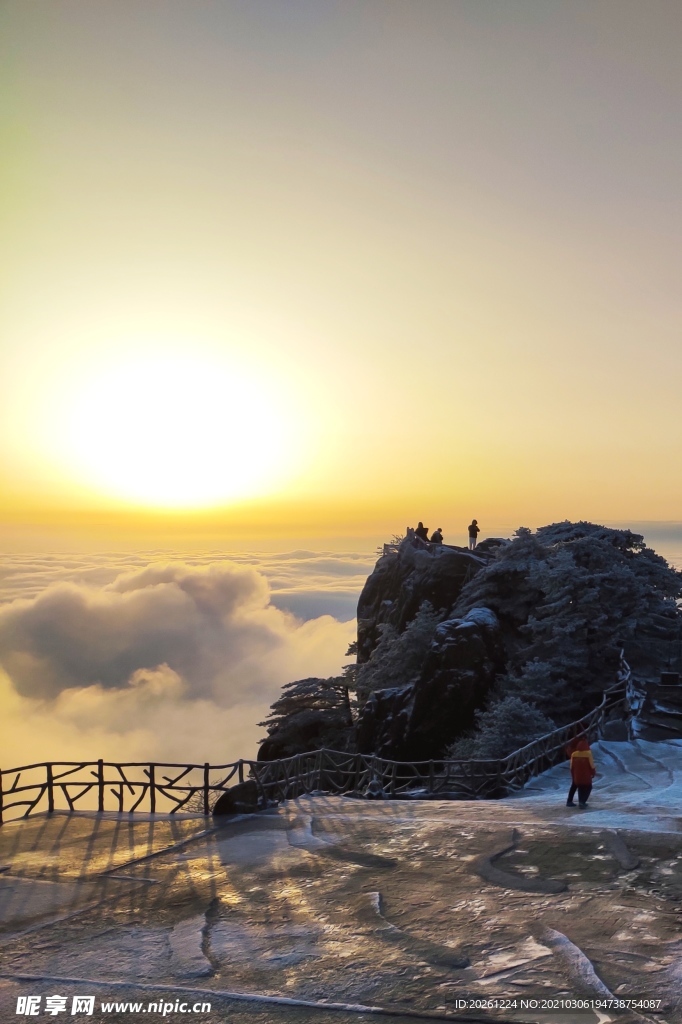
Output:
top-left (0, 673), bottom-right (629, 825)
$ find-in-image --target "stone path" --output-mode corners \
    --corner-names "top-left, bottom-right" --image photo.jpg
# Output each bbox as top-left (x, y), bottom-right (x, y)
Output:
top-left (0, 741), bottom-right (681, 1023)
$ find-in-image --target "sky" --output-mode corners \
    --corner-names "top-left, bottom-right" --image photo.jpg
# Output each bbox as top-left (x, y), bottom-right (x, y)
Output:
top-left (1, 2), bottom-right (682, 765)
top-left (1, 0), bottom-right (682, 550)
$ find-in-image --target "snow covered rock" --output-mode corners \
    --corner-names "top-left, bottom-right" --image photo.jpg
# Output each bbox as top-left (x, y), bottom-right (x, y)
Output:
top-left (356, 542), bottom-right (489, 665)
top-left (356, 607), bottom-right (503, 760)
top-left (258, 521), bottom-right (682, 765)
top-left (212, 780), bottom-right (265, 816)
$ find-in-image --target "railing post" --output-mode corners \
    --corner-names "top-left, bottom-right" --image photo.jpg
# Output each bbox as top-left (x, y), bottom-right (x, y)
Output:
top-left (97, 759), bottom-right (104, 812)
top-left (370, 754), bottom-right (377, 795)
top-left (353, 753), bottom-right (361, 794)
top-left (149, 764), bottom-right (156, 813)
top-left (0, 768), bottom-right (4, 826)
top-left (429, 760), bottom-right (434, 794)
top-left (203, 763), bottom-right (210, 815)
top-left (47, 763), bottom-right (54, 813)
top-left (296, 753), bottom-right (303, 795)
top-left (390, 762), bottom-right (397, 797)
top-left (238, 759), bottom-right (244, 784)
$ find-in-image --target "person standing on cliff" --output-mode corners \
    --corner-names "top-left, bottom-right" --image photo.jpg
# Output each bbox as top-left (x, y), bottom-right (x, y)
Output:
top-left (415, 522), bottom-right (429, 542)
top-left (468, 519), bottom-right (480, 550)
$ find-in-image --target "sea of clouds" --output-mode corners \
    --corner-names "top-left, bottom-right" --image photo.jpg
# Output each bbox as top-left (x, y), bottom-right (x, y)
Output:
top-left (0, 550), bottom-right (375, 769)
top-left (2, 525), bottom-right (679, 775)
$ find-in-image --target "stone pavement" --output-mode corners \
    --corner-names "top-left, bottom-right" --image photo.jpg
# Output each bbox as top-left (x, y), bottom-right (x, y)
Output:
top-left (0, 741), bottom-right (681, 1024)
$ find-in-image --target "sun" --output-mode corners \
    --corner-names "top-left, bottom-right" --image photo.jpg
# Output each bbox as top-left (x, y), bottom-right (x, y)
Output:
top-left (60, 354), bottom-right (294, 508)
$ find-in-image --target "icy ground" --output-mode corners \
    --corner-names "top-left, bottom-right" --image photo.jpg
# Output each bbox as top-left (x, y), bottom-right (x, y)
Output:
top-left (1, 741), bottom-right (681, 1024)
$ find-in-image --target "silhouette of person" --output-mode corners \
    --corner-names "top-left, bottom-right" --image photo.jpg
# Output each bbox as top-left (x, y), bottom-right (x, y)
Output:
top-left (430, 528), bottom-right (443, 544)
top-left (468, 519), bottom-right (480, 550)
top-left (415, 522), bottom-right (429, 542)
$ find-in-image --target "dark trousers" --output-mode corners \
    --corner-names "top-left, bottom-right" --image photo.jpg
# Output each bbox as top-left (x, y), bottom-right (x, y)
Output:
top-left (568, 782), bottom-right (593, 805)
top-left (577, 783), bottom-right (592, 805)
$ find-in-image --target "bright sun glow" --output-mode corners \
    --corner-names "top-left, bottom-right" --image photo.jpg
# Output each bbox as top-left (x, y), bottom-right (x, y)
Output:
top-left (59, 354), bottom-right (294, 508)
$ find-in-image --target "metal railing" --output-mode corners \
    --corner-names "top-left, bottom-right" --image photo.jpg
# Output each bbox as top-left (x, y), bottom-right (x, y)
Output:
top-left (0, 668), bottom-right (630, 824)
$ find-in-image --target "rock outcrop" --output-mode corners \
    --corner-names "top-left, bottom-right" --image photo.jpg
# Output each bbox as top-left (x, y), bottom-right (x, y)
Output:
top-left (257, 522), bottom-right (682, 763)
top-left (213, 780), bottom-right (265, 816)
top-left (356, 606), bottom-right (504, 760)
top-left (357, 541), bottom-right (500, 664)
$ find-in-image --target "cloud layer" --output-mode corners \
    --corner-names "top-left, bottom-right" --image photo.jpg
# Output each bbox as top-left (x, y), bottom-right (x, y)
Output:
top-left (0, 548), bottom-right (374, 617)
top-left (0, 555), bottom-right (363, 767)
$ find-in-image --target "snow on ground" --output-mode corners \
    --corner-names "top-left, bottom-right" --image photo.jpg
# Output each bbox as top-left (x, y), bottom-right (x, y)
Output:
top-left (0, 742), bottom-right (681, 1024)
top-left (511, 739), bottom-right (682, 833)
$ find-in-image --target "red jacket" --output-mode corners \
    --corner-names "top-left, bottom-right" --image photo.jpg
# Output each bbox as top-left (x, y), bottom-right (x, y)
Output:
top-left (570, 743), bottom-right (596, 785)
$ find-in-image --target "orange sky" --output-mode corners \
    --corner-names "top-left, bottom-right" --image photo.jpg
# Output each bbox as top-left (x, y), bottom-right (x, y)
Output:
top-left (2, 1), bottom-right (682, 548)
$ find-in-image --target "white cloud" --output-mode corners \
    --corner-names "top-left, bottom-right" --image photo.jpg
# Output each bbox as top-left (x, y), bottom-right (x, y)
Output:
top-left (0, 549), bottom-right (374, 612)
top-left (0, 558), bottom-right (358, 765)
top-left (0, 666), bottom-right (269, 767)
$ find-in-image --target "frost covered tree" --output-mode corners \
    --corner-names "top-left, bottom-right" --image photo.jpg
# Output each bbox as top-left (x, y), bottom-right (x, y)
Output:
top-left (446, 696), bottom-right (555, 760)
top-left (339, 641), bottom-right (358, 717)
top-left (495, 658), bottom-right (573, 721)
top-left (257, 644), bottom-right (361, 759)
top-left (454, 520), bottom-right (682, 723)
top-left (258, 676), bottom-right (353, 736)
top-left (355, 602), bottom-right (441, 704)
top-left (257, 675), bottom-right (355, 759)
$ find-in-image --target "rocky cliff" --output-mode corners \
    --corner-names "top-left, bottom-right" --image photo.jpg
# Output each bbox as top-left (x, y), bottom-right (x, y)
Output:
top-left (356, 539), bottom-right (503, 664)
top-left (258, 523), bottom-right (682, 763)
top-left (356, 605), bottom-right (504, 760)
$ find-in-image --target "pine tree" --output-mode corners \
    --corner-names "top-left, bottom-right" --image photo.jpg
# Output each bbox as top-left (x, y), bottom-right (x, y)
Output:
top-left (447, 696), bottom-right (555, 760)
top-left (355, 602), bottom-right (441, 704)
top-left (258, 676), bottom-right (353, 737)
top-left (455, 520), bottom-right (682, 722)
top-left (496, 658), bottom-right (574, 721)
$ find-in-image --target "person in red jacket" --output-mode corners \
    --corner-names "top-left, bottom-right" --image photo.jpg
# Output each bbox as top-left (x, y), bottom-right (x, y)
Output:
top-left (564, 732), bottom-right (581, 759)
top-left (567, 738), bottom-right (596, 808)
